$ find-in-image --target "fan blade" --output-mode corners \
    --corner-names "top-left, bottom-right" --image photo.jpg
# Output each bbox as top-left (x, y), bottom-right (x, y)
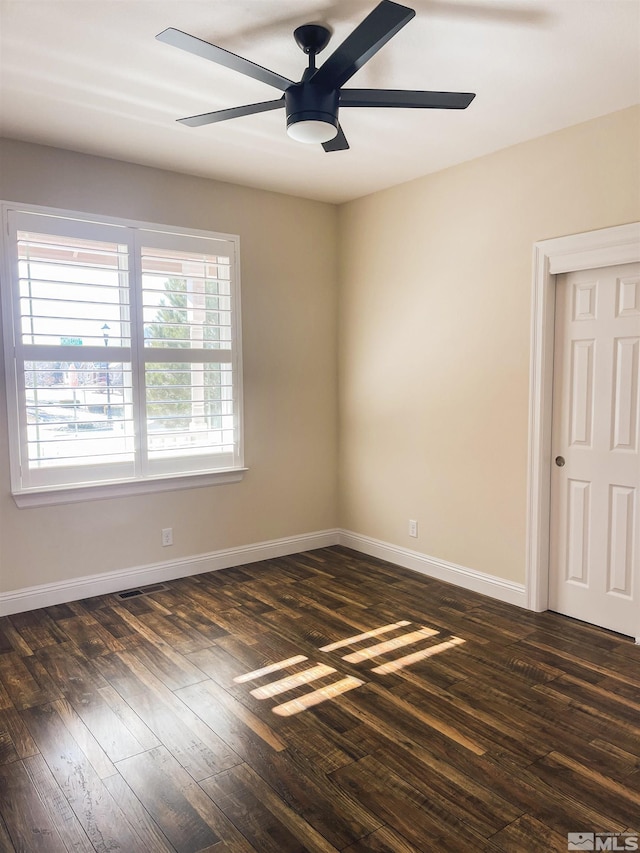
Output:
top-left (340, 89), bottom-right (475, 109)
top-left (156, 28), bottom-right (294, 92)
top-left (322, 124), bottom-right (350, 152)
top-left (311, 1), bottom-right (415, 91)
top-left (178, 99), bottom-right (285, 127)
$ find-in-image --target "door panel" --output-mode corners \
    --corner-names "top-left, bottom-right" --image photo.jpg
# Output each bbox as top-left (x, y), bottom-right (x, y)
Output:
top-left (612, 337), bottom-right (638, 451)
top-left (549, 263), bottom-right (640, 638)
top-left (569, 339), bottom-right (594, 446)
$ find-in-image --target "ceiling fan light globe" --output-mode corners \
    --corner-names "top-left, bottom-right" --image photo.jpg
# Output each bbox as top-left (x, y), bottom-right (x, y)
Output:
top-left (287, 119), bottom-right (338, 144)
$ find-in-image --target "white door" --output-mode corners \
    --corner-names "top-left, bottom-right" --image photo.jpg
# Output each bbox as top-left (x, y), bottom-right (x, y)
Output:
top-left (549, 262), bottom-right (640, 638)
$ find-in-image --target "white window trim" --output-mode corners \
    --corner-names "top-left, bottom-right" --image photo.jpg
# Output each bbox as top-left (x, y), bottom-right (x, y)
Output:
top-left (12, 468), bottom-right (248, 509)
top-left (1, 201), bottom-right (246, 506)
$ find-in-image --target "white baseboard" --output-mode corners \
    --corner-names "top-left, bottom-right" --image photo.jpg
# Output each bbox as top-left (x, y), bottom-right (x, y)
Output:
top-left (0, 529), bottom-right (341, 616)
top-left (0, 527), bottom-right (526, 616)
top-left (338, 530), bottom-right (527, 608)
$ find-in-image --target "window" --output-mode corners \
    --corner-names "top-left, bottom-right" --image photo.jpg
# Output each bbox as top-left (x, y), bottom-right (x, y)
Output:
top-left (1, 205), bottom-right (244, 505)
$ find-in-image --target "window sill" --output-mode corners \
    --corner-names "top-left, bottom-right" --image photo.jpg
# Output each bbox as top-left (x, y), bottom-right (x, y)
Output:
top-left (12, 468), bottom-right (248, 508)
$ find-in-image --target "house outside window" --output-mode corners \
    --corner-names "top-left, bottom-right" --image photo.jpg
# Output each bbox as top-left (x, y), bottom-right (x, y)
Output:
top-left (1, 204), bottom-right (244, 506)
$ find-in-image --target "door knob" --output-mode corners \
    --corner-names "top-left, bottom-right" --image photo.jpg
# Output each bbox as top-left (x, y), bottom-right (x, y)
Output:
top-left (555, 456), bottom-right (565, 467)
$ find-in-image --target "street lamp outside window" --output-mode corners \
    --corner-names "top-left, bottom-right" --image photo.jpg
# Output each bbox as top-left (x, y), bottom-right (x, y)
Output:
top-left (101, 323), bottom-right (111, 419)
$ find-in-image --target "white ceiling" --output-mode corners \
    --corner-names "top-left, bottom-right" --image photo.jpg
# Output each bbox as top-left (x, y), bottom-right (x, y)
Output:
top-left (1, 1), bottom-right (639, 204)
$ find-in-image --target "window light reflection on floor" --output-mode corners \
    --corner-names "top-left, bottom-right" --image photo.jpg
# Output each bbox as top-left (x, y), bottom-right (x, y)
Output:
top-left (233, 655), bottom-right (308, 683)
top-left (234, 620), bottom-right (466, 716)
top-left (272, 676), bottom-right (364, 717)
top-left (250, 664), bottom-right (337, 699)
top-left (371, 636), bottom-right (466, 674)
top-left (341, 626), bottom-right (439, 663)
top-left (319, 620), bottom-right (412, 652)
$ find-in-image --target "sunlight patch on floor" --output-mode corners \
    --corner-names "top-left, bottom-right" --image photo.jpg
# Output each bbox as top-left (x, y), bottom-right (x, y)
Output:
top-left (233, 655), bottom-right (308, 683)
top-left (250, 664), bottom-right (337, 699)
top-left (271, 676), bottom-right (364, 717)
top-left (234, 619), bottom-right (466, 716)
top-left (371, 636), bottom-right (466, 674)
top-left (319, 620), bottom-right (411, 652)
top-left (342, 626), bottom-right (439, 663)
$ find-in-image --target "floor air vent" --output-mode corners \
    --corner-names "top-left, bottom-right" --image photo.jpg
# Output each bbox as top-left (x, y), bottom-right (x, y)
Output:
top-left (115, 583), bottom-right (169, 600)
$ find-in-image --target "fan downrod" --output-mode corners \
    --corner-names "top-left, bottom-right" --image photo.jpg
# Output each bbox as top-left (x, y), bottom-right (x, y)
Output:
top-left (293, 24), bottom-right (332, 56)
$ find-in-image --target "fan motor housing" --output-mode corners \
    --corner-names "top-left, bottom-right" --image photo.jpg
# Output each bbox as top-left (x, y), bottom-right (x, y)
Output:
top-left (285, 84), bottom-right (339, 134)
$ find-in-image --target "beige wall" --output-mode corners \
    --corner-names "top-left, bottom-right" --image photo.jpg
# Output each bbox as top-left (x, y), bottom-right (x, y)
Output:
top-left (1, 106), bottom-right (638, 598)
top-left (0, 140), bottom-right (339, 591)
top-left (338, 106), bottom-right (640, 583)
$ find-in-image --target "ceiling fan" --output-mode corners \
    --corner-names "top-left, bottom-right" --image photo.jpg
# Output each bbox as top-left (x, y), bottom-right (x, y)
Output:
top-left (156, 0), bottom-right (475, 152)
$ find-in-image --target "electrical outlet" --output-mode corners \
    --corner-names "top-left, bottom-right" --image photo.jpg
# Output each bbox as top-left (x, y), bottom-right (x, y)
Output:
top-left (161, 527), bottom-right (173, 547)
top-left (409, 519), bottom-right (418, 538)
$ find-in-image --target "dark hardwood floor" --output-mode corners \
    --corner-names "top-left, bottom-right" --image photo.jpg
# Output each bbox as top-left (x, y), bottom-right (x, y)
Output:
top-left (0, 546), bottom-right (638, 852)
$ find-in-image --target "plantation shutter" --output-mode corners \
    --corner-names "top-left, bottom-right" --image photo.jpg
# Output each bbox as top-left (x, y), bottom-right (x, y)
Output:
top-left (3, 208), bottom-right (242, 497)
top-left (138, 229), bottom-right (240, 477)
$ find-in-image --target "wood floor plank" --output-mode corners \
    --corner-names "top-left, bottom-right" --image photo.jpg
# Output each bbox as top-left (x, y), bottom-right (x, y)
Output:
top-left (587, 738), bottom-right (640, 777)
top-left (97, 683), bottom-right (162, 751)
top-left (201, 763), bottom-right (340, 853)
top-left (341, 826), bottom-right (426, 853)
top-left (57, 613), bottom-right (124, 657)
top-left (529, 751), bottom-right (640, 827)
top-left (0, 546), bottom-right (637, 853)
top-left (519, 632), bottom-right (637, 678)
top-left (21, 703), bottom-right (144, 850)
top-left (96, 651), bottom-right (242, 781)
top-left (103, 770), bottom-right (184, 853)
top-left (0, 760), bottom-right (69, 852)
top-left (134, 610), bottom-right (216, 656)
top-left (336, 694), bottom-right (629, 835)
top-left (116, 745), bottom-right (256, 853)
top-left (202, 607), bottom-right (274, 646)
top-left (336, 681), bottom-right (488, 760)
top-left (0, 729), bottom-right (18, 765)
top-left (8, 610), bottom-right (67, 652)
top-left (490, 814), bottom-right (570, 852)
top-left (215, 630), bottom-right (314, 680)
top-left (181, 654), bottom-right (370, 774)
top-left (177, 678), bottom-right (287, 754)
top-left (89, 605), bottom-right (140, 642)
top-left (0, 620), bottom-right (36, 657)
top-left (22, 753), bottom-right (95, 853)
top-left (178, 680), bottom-right (382, 849)
top-left (281, 717), bottom-right (377, 775)
top-left (330, 754), bottom-right (498, 852)
top-left (534, 673), bottom-right (640, 725)
top-left (371, 745), bottom-right (519, 838)
top-left (0, 708), bottom-right (39, 762)
top-left (625, 769), bottom-right (640, 799)
top-left (211, 761), bottom-right (348, 852)
top-left (175, 577), bottom-right (241, 616)
top-left (165, 600), bottom-right (230, 644)
top-left (42, 603), bottom-right (77, 621)
top-left (506, 639), bottom-right (606, 684)
top-left (0, 814), bottom-right (16, 853)
top-left (109, 608), bottom-right (208, 689)
top-left (0, 652), bottom-right (63, 710)
top-left (445, 675), bottom-right (603, 758)
top-left (50, 698), bottom-right (118, 779)
top-left (0, 626), bottom-right (15, 656)
top-left (36, 643), bottom-right (144, 763)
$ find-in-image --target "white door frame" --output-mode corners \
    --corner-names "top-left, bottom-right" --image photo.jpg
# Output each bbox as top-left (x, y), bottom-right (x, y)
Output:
top-left (526, 222), bottom-right (640, 637)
